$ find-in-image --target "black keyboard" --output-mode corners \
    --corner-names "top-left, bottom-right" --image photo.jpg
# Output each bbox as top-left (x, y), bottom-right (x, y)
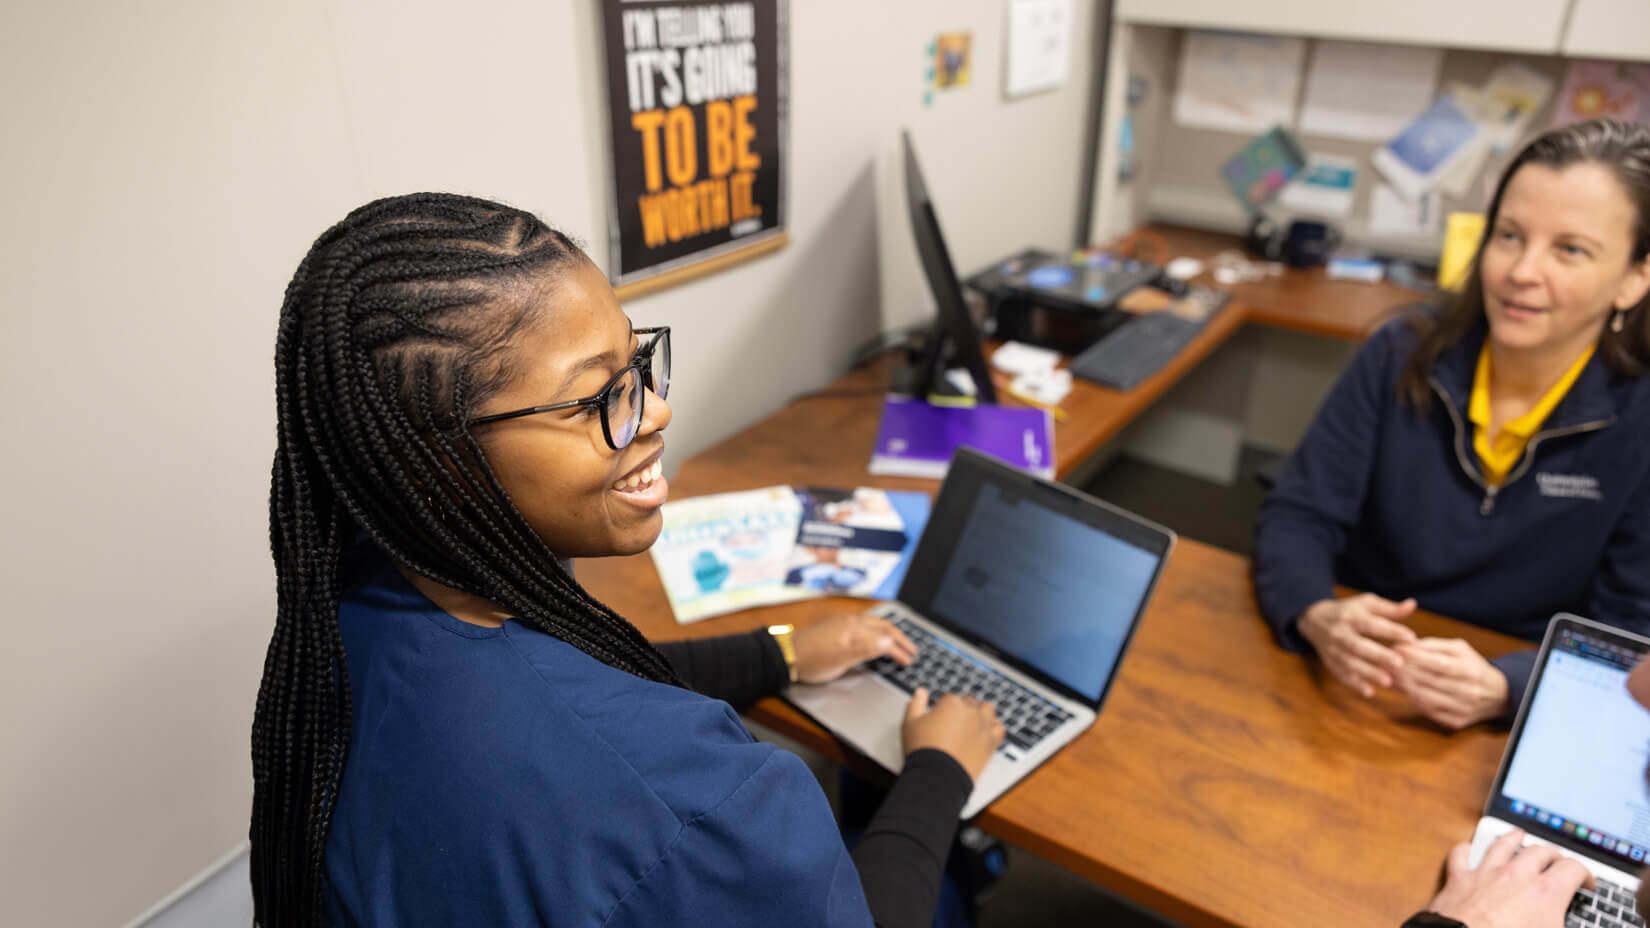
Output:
top-left (1570, 874), bottom-right (1642, 927)
top-left (1070, 311), bottom-right (1205, 391)
top-left (865, 612), bottom-right (1073, 753)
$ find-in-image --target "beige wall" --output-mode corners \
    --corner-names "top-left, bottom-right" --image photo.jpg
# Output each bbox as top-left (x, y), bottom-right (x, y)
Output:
top-left (0, 2), bottom-right (1099, 924)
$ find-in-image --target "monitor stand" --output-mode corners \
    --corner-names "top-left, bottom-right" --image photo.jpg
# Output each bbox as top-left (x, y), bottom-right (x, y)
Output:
top-left (893, 326), bottom-right (981, 402)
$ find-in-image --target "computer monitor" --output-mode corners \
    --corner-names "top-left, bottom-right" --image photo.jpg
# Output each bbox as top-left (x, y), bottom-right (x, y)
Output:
top-left (899, 130), bottom-right (997, 404)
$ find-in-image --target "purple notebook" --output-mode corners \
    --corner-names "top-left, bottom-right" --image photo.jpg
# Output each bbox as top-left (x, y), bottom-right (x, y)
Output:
top-left (869, 395), bottom-right (1055, 479)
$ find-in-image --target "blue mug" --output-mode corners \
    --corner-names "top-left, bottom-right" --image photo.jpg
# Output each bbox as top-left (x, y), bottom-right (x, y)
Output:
top-left (1283, 220), bottom-right (1342, 269)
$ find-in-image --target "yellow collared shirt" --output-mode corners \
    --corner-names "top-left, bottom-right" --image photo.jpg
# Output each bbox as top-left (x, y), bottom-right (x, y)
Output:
top-left (1468, 343), bottom-right (1595, 486)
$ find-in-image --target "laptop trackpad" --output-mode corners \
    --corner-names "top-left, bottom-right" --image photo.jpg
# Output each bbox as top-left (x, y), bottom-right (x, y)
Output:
top-left (786, 668), bottom-right (908, 772)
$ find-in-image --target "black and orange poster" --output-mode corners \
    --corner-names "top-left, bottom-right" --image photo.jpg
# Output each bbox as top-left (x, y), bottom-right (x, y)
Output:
top-left (601, 0), bottom-right (788, 295)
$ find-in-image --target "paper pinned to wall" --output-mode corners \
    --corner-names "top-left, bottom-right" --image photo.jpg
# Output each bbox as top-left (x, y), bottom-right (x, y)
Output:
top-left (1172, 31), bottom-right (1305, 133)
top-left (1298, 40), bottom-right (1442, 142)
top-left (932, 32), bottom-right (973, 90)
top-left (1550, 60), bottom-right (1650, 128)
top-left (1004, 0), bottom-right (1072, 98)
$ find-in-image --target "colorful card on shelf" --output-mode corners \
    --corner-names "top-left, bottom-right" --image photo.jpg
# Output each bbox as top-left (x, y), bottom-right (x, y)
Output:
top-left (1439, 212), bottom-right (1486, 292)
top-left (784, 487), bottom-right (918, 598)
top-left (1219, 127), bottom-right (1308, 213)
top-left (869, 395), bottom-right (1054, 479)
top-left (1277, 153), bottom-right (1358, 218)
top-left (649, 485), bottom-right (817, 624)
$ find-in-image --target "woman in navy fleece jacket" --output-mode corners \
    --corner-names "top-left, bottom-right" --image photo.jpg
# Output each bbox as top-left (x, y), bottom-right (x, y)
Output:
top-left (1254, 119), bottom-right (1650, 730)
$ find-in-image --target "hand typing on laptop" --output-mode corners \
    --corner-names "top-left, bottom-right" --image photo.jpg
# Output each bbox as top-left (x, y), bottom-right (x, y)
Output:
top-left (1421, 828), bottom-right (1595, 927)
top-left (1406, 616), bottom-right (1650, 928)
top-left (902, 687), bottom-right (1006, 781)
top-left (787, 611), bottom-right (1003, 780)
top-left (785, 448), bottom-right (1174, 819)
top-left (793, 611), bottom-right (919, 684)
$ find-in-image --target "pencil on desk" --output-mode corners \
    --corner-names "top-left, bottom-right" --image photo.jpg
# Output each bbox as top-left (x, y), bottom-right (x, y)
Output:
top-left (991, 374), bottom-right (1069, 422)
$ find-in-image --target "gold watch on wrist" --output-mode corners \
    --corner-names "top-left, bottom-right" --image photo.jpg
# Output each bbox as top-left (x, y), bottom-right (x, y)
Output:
top-left (767, 624), bottom-right (798, 683)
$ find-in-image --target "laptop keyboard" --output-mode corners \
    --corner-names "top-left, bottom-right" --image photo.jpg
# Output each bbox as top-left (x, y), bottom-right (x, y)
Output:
top-left (1571, 875), bottom-right (1643, 927)
top-left (865, 612), bottom-right (1073, 753)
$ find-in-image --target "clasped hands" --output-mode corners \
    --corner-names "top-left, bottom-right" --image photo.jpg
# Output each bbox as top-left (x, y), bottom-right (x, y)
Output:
top-left (1297, 593), bottom-right (1509, 729)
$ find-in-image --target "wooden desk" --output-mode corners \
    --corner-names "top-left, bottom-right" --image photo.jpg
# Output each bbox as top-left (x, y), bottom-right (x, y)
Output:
top-left (582, 501), bottom-right (1522, 928)
top-left (1139, 224), bottom-right (1425, 342)
top-left (580, 226), bottom-right (1489, 927)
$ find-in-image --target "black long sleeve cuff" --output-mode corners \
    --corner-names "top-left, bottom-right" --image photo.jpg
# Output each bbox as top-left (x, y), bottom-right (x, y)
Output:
top-left (851, 748), bottom-right (974, 928)
top-left (655, 630), bottom-right (790, 712)
top-left (1401, 912), bottom-right (1467, 927)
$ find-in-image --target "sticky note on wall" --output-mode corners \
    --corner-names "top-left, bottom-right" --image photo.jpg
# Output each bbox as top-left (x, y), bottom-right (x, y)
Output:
top-left (1438, 212), bottom-right (1485, 291)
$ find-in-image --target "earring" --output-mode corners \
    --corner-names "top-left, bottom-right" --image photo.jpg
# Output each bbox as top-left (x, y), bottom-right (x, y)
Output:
top-left (1613, 310), bottom-right (1627, 333)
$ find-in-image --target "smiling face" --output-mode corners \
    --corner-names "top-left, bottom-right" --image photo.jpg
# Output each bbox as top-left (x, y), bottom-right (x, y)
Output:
top-left (471, 260), bottom-right (671, 559)
top-left (1479, 162), bottom-right (1650, 366)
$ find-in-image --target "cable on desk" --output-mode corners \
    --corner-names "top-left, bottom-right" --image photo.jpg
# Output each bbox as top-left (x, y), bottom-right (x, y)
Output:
top-left (847, 324), bottom-right (927, 370)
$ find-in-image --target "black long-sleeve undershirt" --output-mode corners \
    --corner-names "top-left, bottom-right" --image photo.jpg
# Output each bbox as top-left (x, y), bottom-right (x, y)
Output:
top-left (655, 631), bottom-right (972, 928)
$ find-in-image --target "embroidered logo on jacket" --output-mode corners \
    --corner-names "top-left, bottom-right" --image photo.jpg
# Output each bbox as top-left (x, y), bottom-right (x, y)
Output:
top-left (1536, 472), bottom-right (1603, 501)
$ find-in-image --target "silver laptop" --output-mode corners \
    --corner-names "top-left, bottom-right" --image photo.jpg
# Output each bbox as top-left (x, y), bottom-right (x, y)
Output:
top-left (785, 447), bottom-right (1174, 819)
top-left (1468, 614), bottom-right (1650, 928)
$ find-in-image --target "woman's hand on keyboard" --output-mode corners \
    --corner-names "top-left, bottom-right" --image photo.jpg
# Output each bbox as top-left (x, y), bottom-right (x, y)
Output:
top-left (792, 611), bottom-right (919, 684)
top-left (901, 688), bottom-right (1006, 783)
top-left (1426, 829), bottom-right (1595, 928)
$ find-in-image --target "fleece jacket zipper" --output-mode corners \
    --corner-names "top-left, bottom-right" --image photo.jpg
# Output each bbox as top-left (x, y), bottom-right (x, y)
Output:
top-left (1428, 376), bottom-right (1613, 516)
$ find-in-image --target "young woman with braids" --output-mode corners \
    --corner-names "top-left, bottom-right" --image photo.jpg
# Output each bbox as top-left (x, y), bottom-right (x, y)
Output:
top-left (252, 193), bottom-right (1003, 927)
top-left (1254, 119), bottom-right (1650, 731)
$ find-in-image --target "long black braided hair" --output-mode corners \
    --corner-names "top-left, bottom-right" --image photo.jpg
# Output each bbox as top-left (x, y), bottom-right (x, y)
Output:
top-left (252, 193), bottom-right (682, 925)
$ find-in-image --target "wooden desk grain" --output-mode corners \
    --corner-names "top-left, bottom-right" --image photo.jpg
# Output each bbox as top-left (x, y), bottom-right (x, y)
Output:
top-left (581, 538), bottom-right (1519, 928)
top-left (581, 511), bottom-right (1521, 928)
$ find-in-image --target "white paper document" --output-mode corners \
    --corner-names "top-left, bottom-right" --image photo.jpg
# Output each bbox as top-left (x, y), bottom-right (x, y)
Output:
top-left (1369, 181), bottom-right (1440, 238)
top-left (1004, 0), bottom-right (1072, 98)
top-left (1172, 31), bottom-right (1305, 133)
top-left (1436, 84), bottom-right (1500, 198)
top-left (1298, 40), bottom-right (1442, 142)
top-left (1481, 63), bottom-right (1554, 152)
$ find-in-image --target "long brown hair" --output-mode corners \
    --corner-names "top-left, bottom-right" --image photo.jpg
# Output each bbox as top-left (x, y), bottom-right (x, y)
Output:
top-left (1398, 118), bottom-right (1650, 408)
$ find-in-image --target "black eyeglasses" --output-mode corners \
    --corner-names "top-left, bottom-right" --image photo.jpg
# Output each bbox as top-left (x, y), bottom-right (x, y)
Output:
top-left (467, 327), bottom-right (670, 450)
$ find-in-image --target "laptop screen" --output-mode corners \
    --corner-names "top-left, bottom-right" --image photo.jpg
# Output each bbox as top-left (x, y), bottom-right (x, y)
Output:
top-left (898, 448), bottom-right (1173, 706)
top-left (1491, 618), bottom-right (1650, 870)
